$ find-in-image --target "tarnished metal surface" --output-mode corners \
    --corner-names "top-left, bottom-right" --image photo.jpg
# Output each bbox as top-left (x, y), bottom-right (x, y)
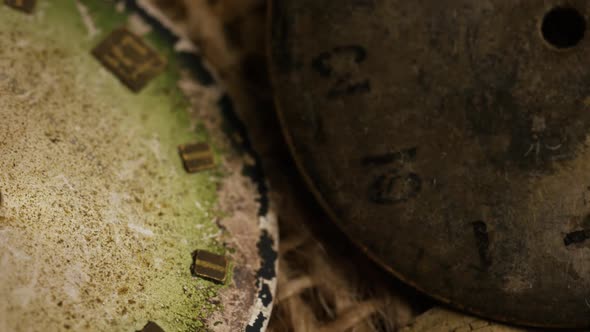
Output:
top-left (270, 0), bottom-right (590, 328)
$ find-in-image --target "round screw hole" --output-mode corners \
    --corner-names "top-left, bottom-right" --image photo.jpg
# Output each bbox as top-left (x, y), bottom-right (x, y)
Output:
top-left (542, 7), bottom-right (586, 49)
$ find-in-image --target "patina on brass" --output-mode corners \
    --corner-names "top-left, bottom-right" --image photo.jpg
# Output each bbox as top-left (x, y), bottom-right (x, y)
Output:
top-left (270, 0), bottom-right (590, 328)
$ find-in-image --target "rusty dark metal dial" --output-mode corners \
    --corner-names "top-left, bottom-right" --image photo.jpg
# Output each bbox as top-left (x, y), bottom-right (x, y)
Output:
top-left (269, 0), bottom-right (590, 328)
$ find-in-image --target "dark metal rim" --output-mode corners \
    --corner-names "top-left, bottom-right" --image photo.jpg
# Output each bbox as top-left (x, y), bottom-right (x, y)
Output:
top-left (128, 1), bottom-right (279, 331)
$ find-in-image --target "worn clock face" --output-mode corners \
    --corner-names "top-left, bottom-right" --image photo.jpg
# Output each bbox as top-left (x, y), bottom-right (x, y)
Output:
top-left (0, 1), bottom-right (276, 332)
top-left (270, 0), bottom-right (590, 328)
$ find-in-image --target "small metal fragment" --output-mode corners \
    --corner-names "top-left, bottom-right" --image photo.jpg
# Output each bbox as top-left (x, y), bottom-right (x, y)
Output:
top-left (178, 142), bottom-right (216, 173)
top-left (136, 321), bottom-right (165, 332)
top-left (191, 250), bottom-right (228, 283)
top-left (92, 28), bottom-right (166, 92)
top-left (4, 0), bottom-right (35, 13)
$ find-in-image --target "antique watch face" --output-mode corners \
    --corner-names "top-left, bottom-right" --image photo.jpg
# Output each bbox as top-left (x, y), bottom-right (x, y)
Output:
top-left (0, 1), bottom-right (277, 331)
top-left (270, 0), bottom-right (590, 328)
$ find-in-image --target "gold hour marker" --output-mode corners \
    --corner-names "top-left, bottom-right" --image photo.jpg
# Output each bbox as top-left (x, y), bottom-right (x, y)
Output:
top-left (4, 0), bottom-right (36, 13)
top-left (178, 142), bottom-right (216, 173)
top-left (191, 250), bottom-right (228, 284)
top-left (136, 321), bottom-right (165, 332)
top-left (92, 28), bottom-right (166, 92)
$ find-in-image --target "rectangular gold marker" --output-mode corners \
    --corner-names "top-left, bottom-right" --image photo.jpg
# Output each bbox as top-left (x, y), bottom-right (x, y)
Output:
top-left (178, 142), bottom-right (216, 173)
top-left (4, 0), bottom-right (36, 13)
top-left (192, 250), bottom-right (228, 284)
top-left (92, 28), bottom-right (166, 92)
top-left (137, 321), bottom-right (165, 332)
